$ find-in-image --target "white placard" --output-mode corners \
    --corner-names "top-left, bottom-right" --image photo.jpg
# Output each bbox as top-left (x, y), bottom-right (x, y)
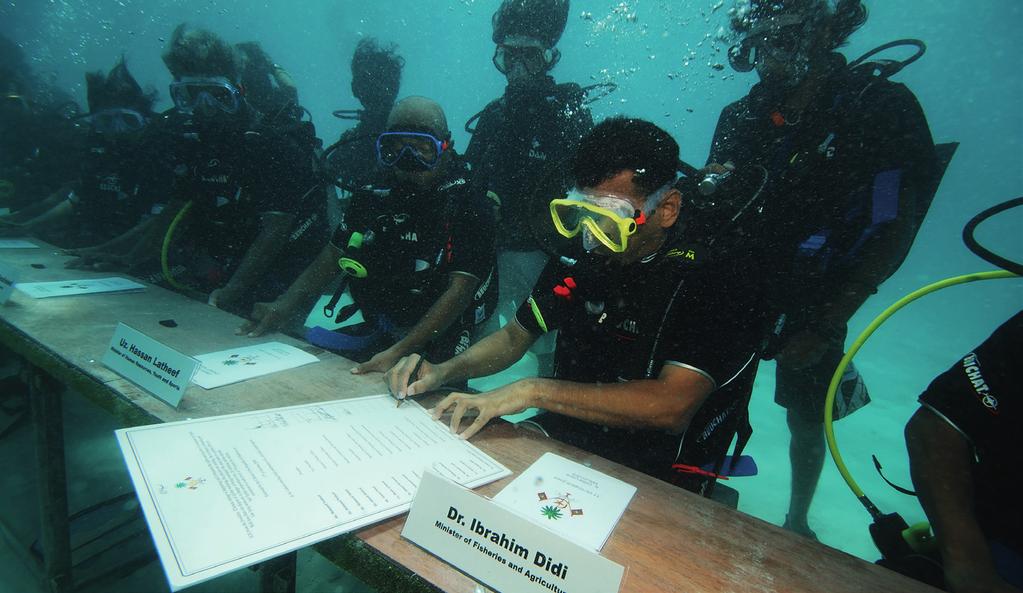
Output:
top-left (102, 323), bottom-right (200, 408)
top-left (493, 453), bottom-right (636, 551)
top-left (192, 342), bottom-right (319, 389)
top-left (0, 261), bottom-right (18, 305)
top-left (403, 471), bottom-right (626, 593)
top-left (115, 394), bottom-right (510, 591)
top-left (15, 276), bottom-right (145, 298)
top-left (0, 239), bottom-right (38, 249)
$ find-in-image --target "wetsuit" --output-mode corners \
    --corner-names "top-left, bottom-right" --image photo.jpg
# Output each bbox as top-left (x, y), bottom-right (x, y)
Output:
top-left (514, 240), bottom-right (763, 494)
top-left (708, 52), bottom-right (940, 420)
top-left (61, 130), bottom-right (161, 248)
top-left (327, 163), bottom-right (498, 364)
top-left (466, 77), bottom-right (593, 339)
top-left (143, 109), bottom-right (327, 312)
top-left (917, 310), bottom-right (1022, 579)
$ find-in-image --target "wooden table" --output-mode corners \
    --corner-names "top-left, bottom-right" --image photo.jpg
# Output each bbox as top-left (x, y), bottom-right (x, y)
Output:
top-left (0, 242), bottom-right (940, 593)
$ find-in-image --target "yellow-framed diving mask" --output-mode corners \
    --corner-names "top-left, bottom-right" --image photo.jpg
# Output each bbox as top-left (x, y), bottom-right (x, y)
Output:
top-left (550, 184), bottom-right (671, 253)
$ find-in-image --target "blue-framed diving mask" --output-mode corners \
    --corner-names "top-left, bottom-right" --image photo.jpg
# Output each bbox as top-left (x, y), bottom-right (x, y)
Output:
top-left (375, 131), bottom-right (451, 172)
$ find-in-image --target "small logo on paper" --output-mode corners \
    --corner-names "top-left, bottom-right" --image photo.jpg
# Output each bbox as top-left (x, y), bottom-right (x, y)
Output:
top-left (175, 476), bottom-right (206, 491)
top-left (537, 492), bottom-right (583, 520)
top-left (222, 354), bottom-right (258, 366)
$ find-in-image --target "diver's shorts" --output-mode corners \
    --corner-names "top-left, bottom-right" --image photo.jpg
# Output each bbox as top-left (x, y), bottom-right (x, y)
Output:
top-left (775, 330), bottom-right (871, 423)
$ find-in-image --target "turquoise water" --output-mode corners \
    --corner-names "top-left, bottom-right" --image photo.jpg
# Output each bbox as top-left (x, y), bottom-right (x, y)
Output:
top-left (2, 0), bottom-right (1021, 585)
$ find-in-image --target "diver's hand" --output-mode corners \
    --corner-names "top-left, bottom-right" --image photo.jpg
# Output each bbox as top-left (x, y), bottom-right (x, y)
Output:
top-left (236, 301), bottom-right (289, 337)
top-left (701, 162), bottom-right (735, 176)
top-left (944, 560), bottom-right (1020, 593)
top-left (63, 252), bottom-right (129, 271)
top-left (430, 381), bottom-right (534, 440)
top-left (208, 285), bottom-right (244, 311)
top-left (384, 353), bottom-right (443, 400)
top-left (775, 330), bottom-right (831, 370)
top-left (352, 346), bottom-right (404, 376)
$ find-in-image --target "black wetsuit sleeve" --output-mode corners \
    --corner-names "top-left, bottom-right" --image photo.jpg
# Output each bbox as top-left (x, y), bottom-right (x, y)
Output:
top-left (707, 101), bottom-right (747, 166)
top-left (918, 311), bottom-right (1022, 457)
top-left (513, 258), bottom-right (572, 335)
top-left (464, 103), bottom-right (500, 171)
top-left (250, 131), bottom-right (317, 217)
top-left (659, 271), bottom-right (759, 388)
top-left (446, 192), bottom-right (497, 281)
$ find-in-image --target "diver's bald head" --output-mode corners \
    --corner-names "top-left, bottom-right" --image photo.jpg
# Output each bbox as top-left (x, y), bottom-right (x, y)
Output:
top-left (387, 96), bottom-right (449, 138)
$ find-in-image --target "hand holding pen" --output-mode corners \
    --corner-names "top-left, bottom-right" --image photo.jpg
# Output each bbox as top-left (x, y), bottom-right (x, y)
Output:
top-left (385, 352), bottom-right (442, 406)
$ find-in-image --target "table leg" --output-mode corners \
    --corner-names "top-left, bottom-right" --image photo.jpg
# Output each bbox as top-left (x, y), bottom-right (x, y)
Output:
top-left (258, 552), bottom-right (297, 593)
top-left (29, 366), bottom-right (72, 593)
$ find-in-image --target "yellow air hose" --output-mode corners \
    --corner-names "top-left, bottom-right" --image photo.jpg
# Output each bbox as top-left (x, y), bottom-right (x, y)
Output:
top-left (161, 201), bottom-right (193, 292)
top-left (824, 270), bottom-right (1019, 508)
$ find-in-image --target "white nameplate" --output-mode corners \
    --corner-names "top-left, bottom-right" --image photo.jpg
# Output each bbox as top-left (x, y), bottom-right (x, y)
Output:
top-left (102, 323), bottom-right (200, 408)
top-left (0, 261), bottom-right (18, 305)
top-left (403, 471), bottom-right (625, 593)
top-left (0, 238), bottom-right (39, 249)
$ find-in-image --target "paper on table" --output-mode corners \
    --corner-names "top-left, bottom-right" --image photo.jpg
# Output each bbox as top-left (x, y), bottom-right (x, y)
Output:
top-left (192, 342), bottom-right (319, 389)
top-left (15, 276), bottom-right (146, 298)
top-left (115, 394), bottom-right (510, 591)
top-left (492, 452), bottom-right (636, 551)
top-left (0, 239), bottom-right (39, 249)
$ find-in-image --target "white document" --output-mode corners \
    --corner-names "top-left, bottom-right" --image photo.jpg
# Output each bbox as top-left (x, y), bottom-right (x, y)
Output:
top-left (191, 342), bottom-right (319, 389)
top-left (15, 276), bottom-right (145, 298)
top-left (0, 239), bottom-right (39, 249)
top-left (115, 394), bottom-right (510, 591)
top-left (493, 453), bottom-right (636, 551)
top-left (403, 471), bottom-right (626, 593)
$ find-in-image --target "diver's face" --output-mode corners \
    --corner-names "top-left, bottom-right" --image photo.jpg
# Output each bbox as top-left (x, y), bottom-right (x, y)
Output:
top-left (584, 171), bottom-right (667, 266)
top-left (494, 37), bottom-right (549, 86)
top-left (749, 22), bottom-right (815, 89)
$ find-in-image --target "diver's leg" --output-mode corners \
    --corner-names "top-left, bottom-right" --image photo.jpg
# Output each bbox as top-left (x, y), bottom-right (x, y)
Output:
top-left (785, 409), bottom-right (824, 539)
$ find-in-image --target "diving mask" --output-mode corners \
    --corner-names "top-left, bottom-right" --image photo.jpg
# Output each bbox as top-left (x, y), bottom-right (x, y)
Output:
top-left (79, 108), bottom-right (147, 135)
top-left (169, 77), bottom-right (243, 115)
top-left (376, 131), bottom-right (451, 171)
top-left (550, 186), bottom-right (668, 253)
top-left (728, 15), bottom-right (811, 73)
top-left (493, 44), bottom-right (555, 77)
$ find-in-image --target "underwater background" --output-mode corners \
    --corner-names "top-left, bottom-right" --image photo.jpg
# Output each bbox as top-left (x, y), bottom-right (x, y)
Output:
top-left (1, 0), bottom-right (1020, 588)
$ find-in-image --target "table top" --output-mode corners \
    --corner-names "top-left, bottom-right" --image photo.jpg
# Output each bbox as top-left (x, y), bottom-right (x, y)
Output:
top-left (0, 240), bottom-right (939, 593)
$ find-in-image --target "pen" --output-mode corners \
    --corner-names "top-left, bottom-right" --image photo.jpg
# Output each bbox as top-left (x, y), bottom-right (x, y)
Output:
top-left (397, 353), bottom-right (426, 407)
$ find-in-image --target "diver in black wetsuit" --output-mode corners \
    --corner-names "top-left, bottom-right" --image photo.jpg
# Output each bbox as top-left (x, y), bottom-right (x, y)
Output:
top-left (0, 59), bottom-right (158, 249)
top-left (707, 0), bottom-right (949, 539)
top-left (466, 0), bottom-right (593, 375)
top-left (324, 38), bottom-right (405, 194)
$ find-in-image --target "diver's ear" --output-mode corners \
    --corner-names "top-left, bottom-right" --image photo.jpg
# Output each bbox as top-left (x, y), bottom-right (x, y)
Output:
top-left (658, 189), bottom-right (681, 229)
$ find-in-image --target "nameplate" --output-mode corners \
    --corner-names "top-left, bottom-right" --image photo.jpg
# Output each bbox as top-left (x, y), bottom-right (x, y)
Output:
top-left (0, 261), bottom-right (18, 305)
top-left (102, 323), bottom-right (200, 408)
top-left (402, 471), bottom-right (625, 593)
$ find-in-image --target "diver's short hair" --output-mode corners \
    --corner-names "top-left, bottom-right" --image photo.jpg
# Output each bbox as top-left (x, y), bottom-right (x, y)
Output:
top-left (351, 37), bottom-right (404, 108)
top-left (573, 117), bottom-right (680, 195)
top-left (162, 24), bottom-right (239, 81)
top-left (731, 0), bottom-right (867, 50)
top-left (85, 58), bottom-right (157, 114)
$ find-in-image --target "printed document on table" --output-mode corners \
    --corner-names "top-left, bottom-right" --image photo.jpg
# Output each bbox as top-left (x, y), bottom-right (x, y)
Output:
top-left (115, 394), bottom-right (510, 591)
top-left (0, 239), bottom-right (39, 249)
top-left (192, 342), bottom-right (319, 389)
top-left (15, 276), bottom-right (145, 298)
top-left (492, 452), bottom-right (636, 551)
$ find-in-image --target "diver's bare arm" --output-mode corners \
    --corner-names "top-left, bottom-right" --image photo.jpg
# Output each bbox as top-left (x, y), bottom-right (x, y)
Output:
top-left (433, 322), bottom-right (536, 386)
top-left (220, 211), bottom-right (295, 295)
top-left (387, 273), bottom-right (478, 357)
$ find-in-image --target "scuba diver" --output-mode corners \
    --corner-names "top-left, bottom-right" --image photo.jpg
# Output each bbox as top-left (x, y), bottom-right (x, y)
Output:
top-left (0, 34), bottom-right (82, 214)
top-left (705, 0), bottom-right (953, 539)
top-left (385, 118), bottom-right (764, 498)
top-left (238, 96), bottom-right (497, 377)
top-left (234, 41), bottom-right (302, 123)
top-left (0, 59), bottom-right (158, 248)
top-left (66, 25), bottom-right (326, 317)
top-left (905, 311), bottom-right (1022, 593)
top-left (324, 38), bottom-right (405, 194)
top-left (465, 0), bottom-right (594, 375)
